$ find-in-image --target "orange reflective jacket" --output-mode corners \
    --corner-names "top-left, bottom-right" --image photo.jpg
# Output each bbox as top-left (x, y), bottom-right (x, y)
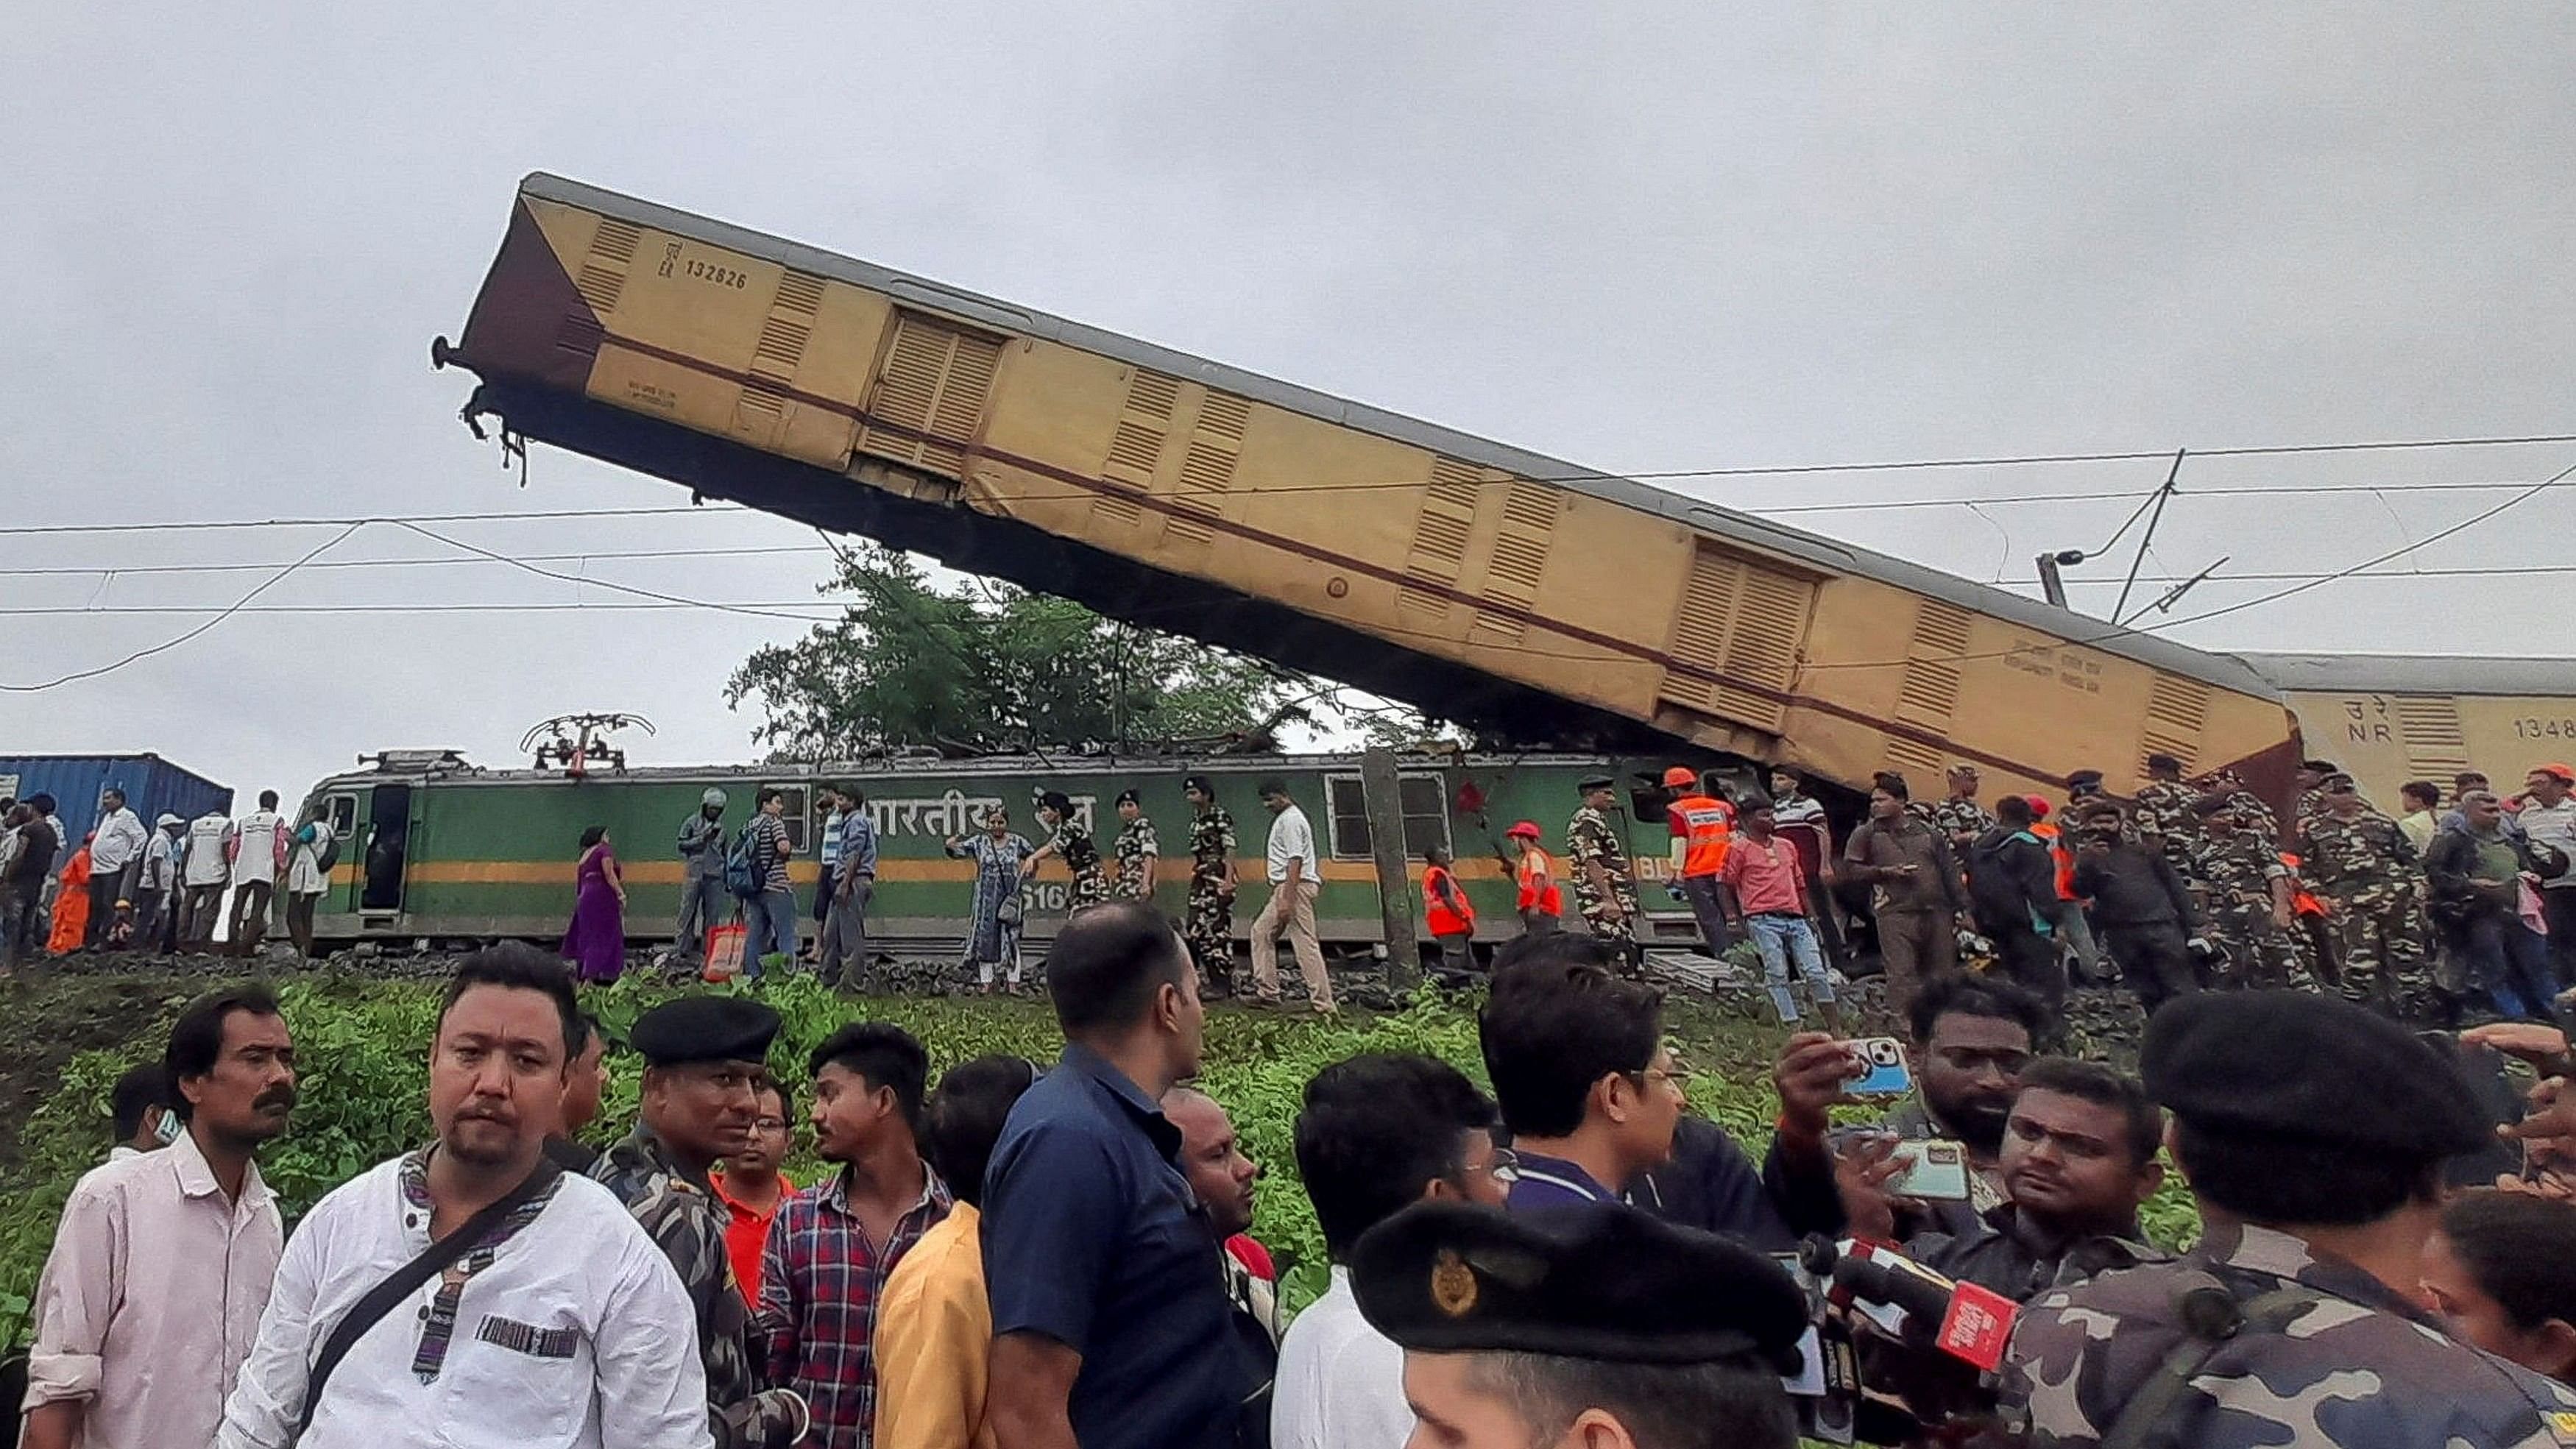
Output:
top-left (1668, 796), bottom-right (1735, 878)
top-left (1516, 848), bottom-right (1564, 916)
top-left (1425, 864), bottom-right (1475, 936)
top-left (2280, 852), bottom-right (2329, 917)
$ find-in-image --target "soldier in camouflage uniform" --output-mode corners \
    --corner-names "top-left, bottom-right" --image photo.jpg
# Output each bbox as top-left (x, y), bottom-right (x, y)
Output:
top-left (1028, 789), bottom-right (1109, 908)
top-left (2184, 793), bottom-right (2310, 990)
top-left (1566, 773), bottom-right (1641, 970)
top-left (1181, 774), bottom-right (1238, 991)
top-left (592, 997), bottom-right (805, 1449)
top-left (1931, 762), bottom-right (1998, 851)
top-left (2302, 773), bottom-right (2438, 1020)
top-left (2000, 991), bottom-right (2576, 1448)
top-left (2191, 767), bottom-right (2281, 847)
top-left (2292, 757), bottom-right (2341, 840)
top-left (2129, 751), bottom-right (2201, 871)
top-left (1109, 787), bottom-right (1159, 903)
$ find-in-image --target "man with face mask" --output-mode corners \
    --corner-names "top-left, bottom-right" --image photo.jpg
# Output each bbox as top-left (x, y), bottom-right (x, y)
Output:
top-left (26, 988), bottom-right (296, 1449)
top-left (215, 946), bottom-right (707, 1449)
top-left (594, 996), bottom-right (810, 1449)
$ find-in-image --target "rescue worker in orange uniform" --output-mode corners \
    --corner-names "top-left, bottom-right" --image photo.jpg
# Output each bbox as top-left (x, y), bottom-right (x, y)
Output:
top-left (1662, 766), bottom-right (1738, 954)
top-left (2029, 795), bottom-right (2107, 985)
top-left (1422, 843), bottom-right (1477, 973)
top-left (1505, 821), bottom-right (1563, 935)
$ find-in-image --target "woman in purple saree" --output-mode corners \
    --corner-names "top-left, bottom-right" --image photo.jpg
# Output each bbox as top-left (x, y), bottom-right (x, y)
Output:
top-left (563, 824), bottom-right (627, 983)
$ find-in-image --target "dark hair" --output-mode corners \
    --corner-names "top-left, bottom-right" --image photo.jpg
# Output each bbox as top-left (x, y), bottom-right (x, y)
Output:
top-left (2172, 1119), bottom-right (2440, 1226)
top-left (1479, 965), bottom-right (1663, 1138)
top-left (754, 1076), bottom-right (794, 1123)
top-left (26, 793), bottom-right (54, 814)
top-left (1297, 1054), bottom-right (1498, 1261)
top-left (2458, 770), bottom-right (2491, 788)
top-left (163, 985), bottom-right (285, 1123)
top-left (1488, 929), bottom-right (1621, 979)
top-left (578, 825), bottom-right (607, 851)
top-left (441, 942), bottom-right (582, 1062)
top-left (101, 787), bottom-right (125, 806)
top-left (2402, 780), bottom-right (2441, 810)
top-left (1995, 794), bottom-right (2034, 826)
top-left (1045, 901), bottom-right (1189, 1035)
top-left (1872, 771), bottom-right (1910, 801)
top-left (2146, 753), bottom-right (2183, 775)
top-left (808, 1022), bottom-right (930, 1130)
top-left (840, 784), bottom-right (867, 808)
top-left (111, 1063), bottom-right (174, 1141)
top-left (1258, 779), bottom-right (1289, 800)
top-left (1468, 1354), bottom-right (1795, 1449)
top-left (2441, 1191), bottom-right (2576, 1333)
top-left (922, 1055), bottom-right (1038, 1208)
top-left (570, 1010), bottom-right (604, 1060)
top-left (2014, 1057), bottom-right (2162, 1166)
top-left (1907, 973), bottom-right (2046, 1046)
top-left (258, 790), bottom-right (279, 809)
top-left (758, 787), bottom-right (783, 807)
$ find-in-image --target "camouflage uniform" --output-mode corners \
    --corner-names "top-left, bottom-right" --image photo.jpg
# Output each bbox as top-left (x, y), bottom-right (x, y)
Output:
top-left (2129, 779), bottom-right (2201, 870)
top-left (2187, 827), bottom-right (2310, 990)
top-left (1112, 814), bottom-right (1159, 902)
top-left (1051, 821), bottom-right (1109, 908)
top-left (2000, 1222), bottom-right (2576, 1448)
top-left (2302, 808), bottom-right (2437, 1020)
top-left (592, 1127), bottom-right (802, 1448)
top-left (1565, 806), bottom-right (1640, 959)
top-left (1184, 804), bottom-right (1236, 982)
top-left (1931, 796), bottom-right (1997, 844)
top-left (2195, 771), bottom-right (2282, 846)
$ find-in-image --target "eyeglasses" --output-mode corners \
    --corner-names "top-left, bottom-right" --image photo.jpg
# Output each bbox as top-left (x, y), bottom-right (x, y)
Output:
top-left (1465, 1146), bottom-right (1522, 1186)
top-left (752, 1118), bottom-right (788, 1134)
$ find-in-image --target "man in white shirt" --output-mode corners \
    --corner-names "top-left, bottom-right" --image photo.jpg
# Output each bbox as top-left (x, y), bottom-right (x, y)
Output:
top-left (1250, 780), bottom-right (1335, 1013)
top-left (85, 788), bottom-right (148, 949)
top-left (182, 807), bottom-right (234, 949)
top-left (225, 790), bottom-right (291, 957)
top-left (23, 986), bottom-right (298, 1449)
top-left (134, 814), bottom-right (186, 952)
top-left (2521, 763), bottom-right (2576, 987)
top-left (218, 943), bottom-right (710, 1449)
top-left (284, 815), bottom-right (336, 958)
top-left (1274, 1052), bottom-right (1510, 1449)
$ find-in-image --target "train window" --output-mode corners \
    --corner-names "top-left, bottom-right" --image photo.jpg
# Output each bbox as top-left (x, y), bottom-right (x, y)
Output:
top-left (762, 784), bottom-right (811, 853)
top-left (1323, 773), bottom-right (1454, 861)
top-left (325, 795), bottom-right (357, 840)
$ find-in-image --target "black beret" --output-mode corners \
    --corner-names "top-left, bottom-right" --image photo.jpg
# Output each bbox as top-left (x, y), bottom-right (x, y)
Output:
top-left (2189, 793), bottom-right (2236, 818)
top-left (2301, 759), bottom-right (2340, 774)
top-left (1576, 774), bottom-right (1617, 793)
top-left (1114, 788), bottom-right (1140, 807)
top-left (2065, 769), bottom-right (2106, 789)
top-left (629, 996), bottom-right (782, 1067)
top-left (2145, 753), bottom-right (2184, 773)
top-left (2141, 991), bottom-right (2486, 1157)
top-left (1038, 790), bottom-right (1072, 814)
top-left (1350, 1202), bottom-right (1807, 1369)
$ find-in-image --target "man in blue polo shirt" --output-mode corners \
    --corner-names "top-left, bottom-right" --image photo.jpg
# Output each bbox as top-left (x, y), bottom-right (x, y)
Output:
top-left (1479, 942), bottom-right (1685, 1213)
top-left (983, 901), bottom-right (1264, 1449)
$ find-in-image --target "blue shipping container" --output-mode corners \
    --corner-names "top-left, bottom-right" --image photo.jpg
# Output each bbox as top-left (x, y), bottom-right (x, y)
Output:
top-left (0, 755), bottom-right (234, 845)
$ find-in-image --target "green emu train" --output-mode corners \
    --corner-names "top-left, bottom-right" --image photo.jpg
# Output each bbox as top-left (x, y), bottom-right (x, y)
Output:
top-left (297, 750), bottom-right (1751, 951)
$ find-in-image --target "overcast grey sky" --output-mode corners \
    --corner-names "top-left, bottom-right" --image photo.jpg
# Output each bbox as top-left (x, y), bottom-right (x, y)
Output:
top-left (5, 4), bottom-right (2572, 812)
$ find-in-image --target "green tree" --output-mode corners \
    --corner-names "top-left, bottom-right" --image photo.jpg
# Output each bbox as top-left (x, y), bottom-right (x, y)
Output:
top-left (726, 547), bottom-right (1324, 756)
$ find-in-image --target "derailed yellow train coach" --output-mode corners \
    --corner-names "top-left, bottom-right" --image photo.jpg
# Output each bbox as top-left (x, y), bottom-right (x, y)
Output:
top-left (437, 174), bottom-right (2303, 804)
top-left (2241, 654), bottom-right (2576, 808)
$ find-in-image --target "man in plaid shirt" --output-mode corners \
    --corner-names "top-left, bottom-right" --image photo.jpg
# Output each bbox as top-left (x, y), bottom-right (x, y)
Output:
top-left (760, 1022), bottom-right (952, 1449)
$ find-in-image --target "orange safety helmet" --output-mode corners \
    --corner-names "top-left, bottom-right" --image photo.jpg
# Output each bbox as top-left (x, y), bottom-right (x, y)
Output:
top-left (1663, 765), bottom-right (1699, 789)
top-left (1506, 821), bottom-right (1543, 840)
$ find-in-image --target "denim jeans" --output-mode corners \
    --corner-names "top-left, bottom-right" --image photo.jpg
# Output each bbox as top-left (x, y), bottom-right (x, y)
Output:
top-left (675, 874), bottom-right (729, 958)
top-left (1746, 913), bottom-right (1835, 1024)
top-left (2464, 913), bottom-right (2554, 1020)
top-left (742, 887), bottom-right (799, 974)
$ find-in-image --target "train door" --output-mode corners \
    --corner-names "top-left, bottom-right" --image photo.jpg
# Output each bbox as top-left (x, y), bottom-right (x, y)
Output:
top-left (361, 784), bottom-right (412, 913)
top-left (318, 791), bottom-right (361, 913)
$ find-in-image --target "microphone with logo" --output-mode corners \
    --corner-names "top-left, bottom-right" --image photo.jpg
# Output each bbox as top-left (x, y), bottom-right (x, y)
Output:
top-left (1783, 1236), bottom-right (2020, 1444)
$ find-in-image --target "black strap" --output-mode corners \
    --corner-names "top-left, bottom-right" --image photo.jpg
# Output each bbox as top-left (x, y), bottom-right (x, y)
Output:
top-left (293, 1158), bottom-right (562, 1441)
top-left (2098, 1280), bottom-right (2319, 1449)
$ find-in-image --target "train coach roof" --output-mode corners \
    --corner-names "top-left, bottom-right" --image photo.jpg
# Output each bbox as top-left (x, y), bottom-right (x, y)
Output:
top-left (309, 749), bottom-right (1631, 787)
top-left (2237, 653), bottom-right (2576, 697)
top-left (517, 172), bottom-right (2285, 704)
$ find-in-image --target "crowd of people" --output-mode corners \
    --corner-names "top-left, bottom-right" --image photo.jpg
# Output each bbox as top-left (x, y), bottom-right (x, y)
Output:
top-left (29, 898), bottom-right (2576, 1449)
top-left (0, 787), bottom-right (336, 966)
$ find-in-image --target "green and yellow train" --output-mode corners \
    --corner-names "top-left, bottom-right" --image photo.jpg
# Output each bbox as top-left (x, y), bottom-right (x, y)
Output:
top-left (297, 749), bottom-right (1737, 952)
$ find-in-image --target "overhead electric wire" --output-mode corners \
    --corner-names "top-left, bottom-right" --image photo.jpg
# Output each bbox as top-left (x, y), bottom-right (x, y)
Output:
top-left (382, 520), bottom-right (832, 624)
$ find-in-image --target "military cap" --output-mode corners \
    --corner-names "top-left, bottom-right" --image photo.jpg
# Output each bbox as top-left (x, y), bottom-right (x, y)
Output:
top-left (2141, 991), bottom-right (2486, 1157)
top-left (629, 996), bottom-right (782, 1067)
top-left (2065, 768), bottom-right (2106, 790)
top-left (2321, 773), bottom-right (2358, 793)
top-left (1038, 790), bottom-right (1072, 815)
top-left (1349, 1202), bottom-right (1807, 1369)
top-left (2145, 752), bottom-right (2184, 773)
top-left (2300, 758), bottom-right (2340, 775)
top-left (1114, 787), bottom-right (1141, 807)
top-left (2189, 792), bottom-right (2236, 818)
top-left (1576, 774), bottom-right (1617, 793)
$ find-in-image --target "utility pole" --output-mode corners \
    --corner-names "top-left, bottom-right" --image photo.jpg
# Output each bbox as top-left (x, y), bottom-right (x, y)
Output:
top-left (2112, 449), bottom-right (2187, 624)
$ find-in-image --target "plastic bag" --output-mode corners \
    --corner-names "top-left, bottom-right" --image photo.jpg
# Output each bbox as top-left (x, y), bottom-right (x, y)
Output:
top-left (702, 922), bottom-right (746, 982)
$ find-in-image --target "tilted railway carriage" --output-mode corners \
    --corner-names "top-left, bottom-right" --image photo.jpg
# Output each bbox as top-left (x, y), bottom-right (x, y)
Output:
top-left (439, 174), bottom-right (2307, 810)
top-left (2239, 654), bottom-right (2576, 809)
top-left (297, 751), bottom-right (1720, 952)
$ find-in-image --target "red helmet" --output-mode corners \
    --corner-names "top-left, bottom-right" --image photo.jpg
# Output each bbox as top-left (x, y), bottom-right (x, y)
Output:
top-left (1506, 821), bottom-right (1543, 840)
top-left (1663, 766), bottom-right (1699, 789)
top-left (2025, 795), bottom-right (2052, 818)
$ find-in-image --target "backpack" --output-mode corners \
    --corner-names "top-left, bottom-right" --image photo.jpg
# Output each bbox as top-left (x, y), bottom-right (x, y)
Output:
top-left (723, 823), bottom-right (762, 900)
top-left (313, 829), bottom-right (343, 876)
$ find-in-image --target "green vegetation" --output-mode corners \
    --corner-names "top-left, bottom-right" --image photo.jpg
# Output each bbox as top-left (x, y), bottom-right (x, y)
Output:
top-left (0, 971), bottom-right (2197, 1344)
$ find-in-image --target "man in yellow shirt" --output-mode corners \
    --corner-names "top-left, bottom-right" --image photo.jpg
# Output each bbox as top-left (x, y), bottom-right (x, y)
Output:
top-left (873, 1055), bottom-right (1039, 1449)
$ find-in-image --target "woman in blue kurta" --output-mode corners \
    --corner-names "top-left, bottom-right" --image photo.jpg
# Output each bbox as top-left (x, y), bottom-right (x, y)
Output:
top-left (946, 807), bottom-right (1036, 993)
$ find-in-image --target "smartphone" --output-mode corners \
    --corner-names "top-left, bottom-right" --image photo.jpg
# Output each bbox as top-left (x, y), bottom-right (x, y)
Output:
top-left (1841, 1037), bottom-right (1915, 1098)
top-left (1884, 1139), bottom-right (1972, 1200)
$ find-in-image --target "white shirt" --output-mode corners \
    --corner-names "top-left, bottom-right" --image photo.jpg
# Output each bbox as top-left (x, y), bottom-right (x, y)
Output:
top-left (288, 822), bottom-right (335, 896)
top-left (229, 811), bottom-right (287, 888)
top-left (1266, 804), bottom-right (1318, 885)
top-left (2522, 798), bottom-right (2576, 890)
top-left (1270, 1267), bottom-right (1412, 1449)
top-left (184, 813), bottom-right (233, 888)
top-left (88, 807), bottom-right (148, 874)
top-left (23, 1127), bottom-right (283, 1449)
top-left (217, 1157), bottom-right (710, 1449)
top-left (141, 829), bottom-right (182, 891)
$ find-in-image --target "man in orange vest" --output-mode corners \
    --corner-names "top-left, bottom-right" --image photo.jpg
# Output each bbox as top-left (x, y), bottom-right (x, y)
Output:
top-left (2029, 793), bottom-right (2106, 985)
top-left (1662, 766), bottom-right (1738, 954)
top-left (1505, 821), bottom-right (1563, 935)
top-left (1422, 844), bottom-right (1477, 973)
